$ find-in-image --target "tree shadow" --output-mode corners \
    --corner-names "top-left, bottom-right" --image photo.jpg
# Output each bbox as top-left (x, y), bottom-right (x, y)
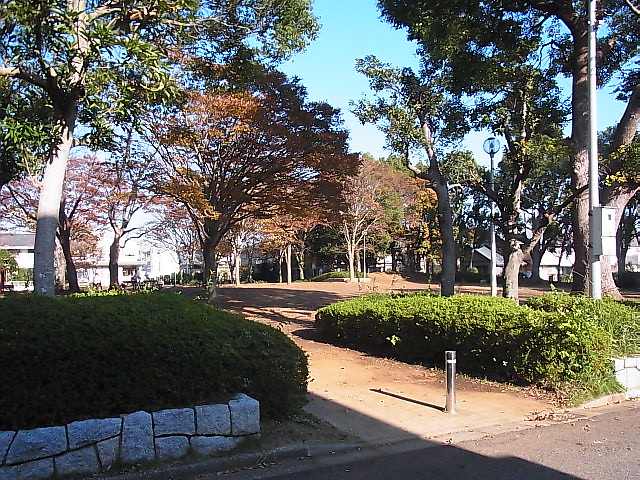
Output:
top-left (275, 392), bottom-right (582, 479)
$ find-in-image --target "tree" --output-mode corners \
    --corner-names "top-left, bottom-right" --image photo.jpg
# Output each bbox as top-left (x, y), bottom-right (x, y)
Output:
top-left (0, 0), bottom-right (319, 295)
top-left (150, 73), bottom-right (358, 301)
top-left (337, 155), bottom-right (418, 281)
top-left (94, 135), bottom-right (159, 287)
top-left (378, 0), bottom-right (640, 296)
top-left (147, 202), bottom-right (201, 280)
top-left (602, 133), bottom-right (640, 291)
top-left (616, 191), bottom-right (640, 274)
top-left (0, 249), bottom-right (18, 291)
top-left (353, 57), bottom-right (469, 295)
top-left (0, 154), bottom-right (103, 292)
top-left (0, 78), bottom-right (52, 188)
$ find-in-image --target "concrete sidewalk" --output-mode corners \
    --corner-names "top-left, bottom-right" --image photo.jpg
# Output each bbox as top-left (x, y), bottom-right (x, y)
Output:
top-left (303, 348), bottom-right (557, 447)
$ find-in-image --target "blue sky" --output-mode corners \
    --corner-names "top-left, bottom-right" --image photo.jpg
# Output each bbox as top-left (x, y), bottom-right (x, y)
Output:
top-left (280, 0), bottom-right (629, 168)
top-left (280, 0), bottom-right (419, 160)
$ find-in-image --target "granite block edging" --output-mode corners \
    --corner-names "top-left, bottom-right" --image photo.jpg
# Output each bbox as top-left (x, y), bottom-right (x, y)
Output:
top-left (0, 394), bottom-right (259, 480)
top-left (612, 356), bottom-right (640, 390)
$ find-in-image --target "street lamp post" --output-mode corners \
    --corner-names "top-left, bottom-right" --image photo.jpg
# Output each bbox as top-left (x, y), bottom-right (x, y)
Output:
top-left (483, 137), bottom-right (501, 297)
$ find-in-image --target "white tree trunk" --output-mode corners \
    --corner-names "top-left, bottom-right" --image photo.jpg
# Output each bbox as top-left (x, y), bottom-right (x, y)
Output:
top-left (286, 243), bottom-right (292, 285)
top-left (33, 123), bottom-right (74, 295)
top-left (234, 250), bottom-right (241, 286)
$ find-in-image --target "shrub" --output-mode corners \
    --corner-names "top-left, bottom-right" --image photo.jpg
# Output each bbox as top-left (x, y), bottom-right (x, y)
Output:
top-left (0, 292), bottom-right (308, 430)
top-left (526, 293), bottom-right (640, 356)
top-left (316, 293), bottom-right (617, 398)
top-left (455, 270), bottom-right (487, 283)
top-left (615, 271), bottom-right (640, 289)
top-left (310, 271), bottom-right (364, 281)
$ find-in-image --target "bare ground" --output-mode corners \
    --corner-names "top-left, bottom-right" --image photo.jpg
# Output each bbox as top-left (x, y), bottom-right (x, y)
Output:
top-left (169, 274), bottom-right (573, 446)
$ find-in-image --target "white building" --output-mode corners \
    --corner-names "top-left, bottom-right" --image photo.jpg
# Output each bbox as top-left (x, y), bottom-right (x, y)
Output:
top-left (0, 233), bottom-right (35, 291)
top-left (0, 233), bottom-right (35, 270)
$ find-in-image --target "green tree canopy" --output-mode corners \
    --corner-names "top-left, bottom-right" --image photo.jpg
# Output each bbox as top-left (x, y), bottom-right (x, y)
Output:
top-left (0, 0), bottom-right (319, 295)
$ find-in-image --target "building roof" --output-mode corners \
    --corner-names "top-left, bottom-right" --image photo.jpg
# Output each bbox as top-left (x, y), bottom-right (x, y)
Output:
top-left (474, 246), bottom-right (505, 266)
top-left (0, 233), bottom-right (35, 249)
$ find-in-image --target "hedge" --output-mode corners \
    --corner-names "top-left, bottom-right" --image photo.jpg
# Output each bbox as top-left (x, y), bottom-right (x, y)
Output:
top-left (315, 293), bottom-right (618, 396)
top-left (310, 271), bottom-right (364, 281)
top-left (0, 292), bottom-right (308, 430)
top-left (526, 293), bottom-right (640, 356)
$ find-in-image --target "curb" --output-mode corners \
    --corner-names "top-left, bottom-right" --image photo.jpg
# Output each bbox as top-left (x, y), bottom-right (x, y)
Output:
top-left (578, 387), bottom-right (640, 409)
top-left (101, 442), bottom-right (367, 479)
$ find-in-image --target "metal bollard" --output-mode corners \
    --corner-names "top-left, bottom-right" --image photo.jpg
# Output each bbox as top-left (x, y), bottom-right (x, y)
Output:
top-left (445, 350), bottom-right (457, 414)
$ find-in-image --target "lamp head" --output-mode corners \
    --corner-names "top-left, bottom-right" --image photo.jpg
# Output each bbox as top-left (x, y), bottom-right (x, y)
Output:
top-left (483, 137), bottom-right (501, 155)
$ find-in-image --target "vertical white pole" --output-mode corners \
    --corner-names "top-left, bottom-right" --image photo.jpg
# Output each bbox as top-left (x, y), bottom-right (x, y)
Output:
top-left (445, 350), bottom-right (457, 414)
top-left (588, 0), bottom-right (601, 299)
top-left (490, 152), bottom-right (497, 297)
top-left (363, 232), bottom-right (367, 278)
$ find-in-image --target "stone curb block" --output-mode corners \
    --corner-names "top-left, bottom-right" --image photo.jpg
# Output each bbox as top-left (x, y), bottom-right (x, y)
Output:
top-left (191, 436), bottom-right (241, 456)
top-left (121, 411), bottom-right (155, 465)
top-left (229, 394), bottom-right (260, 436)
top-left (0, 395), bottom-right (259, 479)
top-left (196, 404), bottom-right (231, 436)
top-left (54, 446), bottom-right (100, 476)
top-left (0, 458), bottom-right (53, 480)
top-left (68, 417), bottom-right (122, 449)
top-left (0, 432), bottom-right (15, 464)
top-left (155, 436), bottom-right (190, 461)
top-left (5, 427), bottom-right (67, 465)
top-left (153, 408), bottom-right (195, 436)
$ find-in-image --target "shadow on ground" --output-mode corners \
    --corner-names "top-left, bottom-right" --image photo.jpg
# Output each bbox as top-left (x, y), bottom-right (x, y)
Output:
top-left (237, 393), bottom-right (581, 480)
top-left (124, 392), bottom-right (580, 480)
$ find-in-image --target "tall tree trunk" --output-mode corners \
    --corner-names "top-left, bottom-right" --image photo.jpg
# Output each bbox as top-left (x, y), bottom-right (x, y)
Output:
top-left (569, 36), bottom-right (592, 294)
top-left (347, 243), bottom-right (356, 281)
top-left (203, 237), bottom-right (218, 302)
top-left (618, 235), bottom-right (630, 275)
top-left (109, 231), bottom-right (122, 287)
top-left (234, 250), bottom-right (241, 286)
top-left (503, 247), bottom-right (523, 302)
top-left (33, 114), bottom-right (75, 295)
top-left (600, 260), bottom-right (622, 298)
top-left (530, 241), bottom-right (543, 283)
top-left (391, 246), bottom-right (397, 272)
top-left (57, 229), bottom-right (80, 293)
top-left (601, 187), bottom-right (639, 296)
top-left (247, 251), bottom-right (254, 282)
top-left (294, 250), bottom-right (305, 280)
top-left (433, 181), bottom-right (455, 296)
top-left (286, 243), bottom-right (292, 284)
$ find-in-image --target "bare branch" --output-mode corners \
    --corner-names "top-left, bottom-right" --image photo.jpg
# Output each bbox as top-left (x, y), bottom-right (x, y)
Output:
top-left (0, 66), bottom-right (50, 92)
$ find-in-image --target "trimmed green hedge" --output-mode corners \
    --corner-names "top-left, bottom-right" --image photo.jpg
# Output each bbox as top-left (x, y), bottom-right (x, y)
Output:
top-left (310, 271), bottom-right (364, 281)
top-left (526, 293), bottom-right (640, 356)
top-left (316, 293), bottom-right (620, 398)
top-left (0, 292), bottom-right (308, 430)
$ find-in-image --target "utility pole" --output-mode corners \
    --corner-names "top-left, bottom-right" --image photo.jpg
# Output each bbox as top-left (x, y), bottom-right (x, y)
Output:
top-left (588, 0), bottom-right (601, 299)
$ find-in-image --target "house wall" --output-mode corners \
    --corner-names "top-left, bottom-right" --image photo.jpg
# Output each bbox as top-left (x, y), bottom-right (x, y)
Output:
top-left (7, 248), bottom-right (34, 270)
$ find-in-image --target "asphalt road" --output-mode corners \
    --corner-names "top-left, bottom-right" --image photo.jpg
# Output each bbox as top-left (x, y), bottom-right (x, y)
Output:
top-left (218, 399), bottom-right (639, 480)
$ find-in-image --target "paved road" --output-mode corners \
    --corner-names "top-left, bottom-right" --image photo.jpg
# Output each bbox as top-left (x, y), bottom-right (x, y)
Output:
top-left (217, 400), bottom-right (639, 480)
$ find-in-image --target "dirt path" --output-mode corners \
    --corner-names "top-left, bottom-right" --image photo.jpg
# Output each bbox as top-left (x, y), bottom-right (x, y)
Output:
top-left (206, 274), bottom-right (562, 445)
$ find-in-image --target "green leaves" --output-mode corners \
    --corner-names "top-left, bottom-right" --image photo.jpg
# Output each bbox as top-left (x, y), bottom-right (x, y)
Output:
top-left (0, 292), bottom-right (308, 429)
top-left (317, 291), bottom-right (633, 401)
